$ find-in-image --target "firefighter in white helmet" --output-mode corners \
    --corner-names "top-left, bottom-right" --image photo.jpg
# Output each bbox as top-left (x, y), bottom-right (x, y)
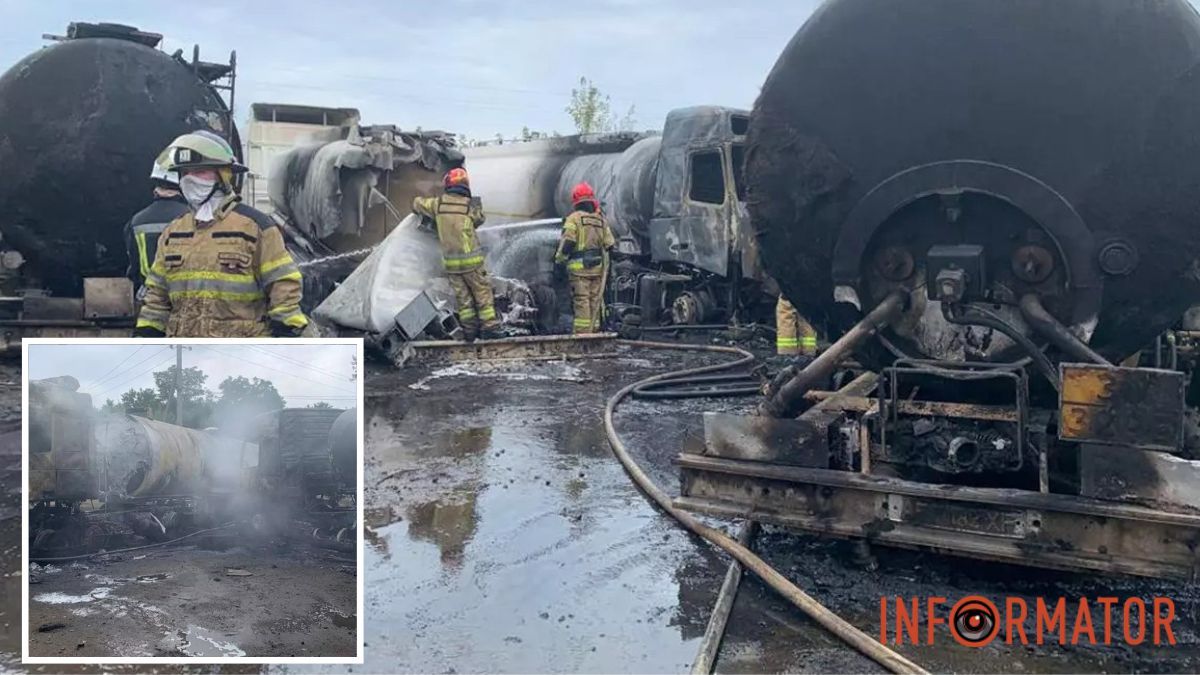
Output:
top-left (134, 130), bottom-right (308, 338)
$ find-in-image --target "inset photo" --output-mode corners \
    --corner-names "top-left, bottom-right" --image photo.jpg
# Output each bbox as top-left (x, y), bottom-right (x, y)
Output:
top-left (21, 338), bottom-right (363, 664)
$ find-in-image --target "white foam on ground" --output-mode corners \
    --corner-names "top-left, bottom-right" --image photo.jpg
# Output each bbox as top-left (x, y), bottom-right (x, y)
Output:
top-left (34, 587), bottom-right (112, 604)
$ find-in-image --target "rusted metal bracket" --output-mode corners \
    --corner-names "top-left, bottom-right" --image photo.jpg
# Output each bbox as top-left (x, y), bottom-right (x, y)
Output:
top-left (676, 453), bottom-right (1200, 579)
top-left (405, 333), bottom-right (618, 365)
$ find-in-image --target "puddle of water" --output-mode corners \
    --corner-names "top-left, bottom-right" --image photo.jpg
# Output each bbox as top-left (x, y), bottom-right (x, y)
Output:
top-left (330, 612), bottom-right (355, 629)
top-left (34, 587), bottom-right (113, 604)
top-left (177, 625), bottom-right (246, 658)
top-left (364, 363), bottom-right (723, 673)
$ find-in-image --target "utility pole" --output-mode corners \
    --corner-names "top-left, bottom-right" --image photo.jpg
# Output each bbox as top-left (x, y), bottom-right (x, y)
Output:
top-left (175, 345), bottom-right (183, 425)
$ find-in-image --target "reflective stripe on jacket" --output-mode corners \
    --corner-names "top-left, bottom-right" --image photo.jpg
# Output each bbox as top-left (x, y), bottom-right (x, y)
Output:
top-left (413, 192), bottom-right (486, 273)
top-left (135, 197), bottom-right (308, 337)
top-left (124, 195), bottom-right (190, 288)
top-left (555, 210), bottom-right (615, 277)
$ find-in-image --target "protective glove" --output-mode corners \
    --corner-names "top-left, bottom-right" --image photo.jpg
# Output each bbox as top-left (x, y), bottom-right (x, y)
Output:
top-left (553, 262), bottom-right (567, 284)
top-left (270, 321), bottom-right (303, 338)
top-left (132, 326), bottom-right (165, 338)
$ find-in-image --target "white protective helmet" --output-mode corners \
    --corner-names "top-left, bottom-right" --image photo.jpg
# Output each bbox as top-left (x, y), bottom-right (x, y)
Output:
top-left (150, 150), bottom-right (181, 187)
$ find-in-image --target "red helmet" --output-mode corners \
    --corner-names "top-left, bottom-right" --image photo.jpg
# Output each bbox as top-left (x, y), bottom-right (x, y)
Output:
top-left (444, 167), bottom-right (469, 189)
top-left (571, 181), bottom-right (597, 208)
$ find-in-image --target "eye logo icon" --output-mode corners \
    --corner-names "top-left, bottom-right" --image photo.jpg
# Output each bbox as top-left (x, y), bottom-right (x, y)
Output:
top-left (951, 596), bottom-right (999, 647)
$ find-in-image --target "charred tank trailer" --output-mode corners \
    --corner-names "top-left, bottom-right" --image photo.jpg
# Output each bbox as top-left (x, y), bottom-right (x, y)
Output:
top-left (678, 0), bottom-right (1200, 580)
top-left (0, 22), bottom-right (238, 293)
top-left (266, 124), bottom-right (464, 315)
top-left (0, 22), bottom-right (239, 349)
top-left (465, 107), bottom-right (769, 328)
top-left (250, 407), bottom-right (357, 540)
top-left (28, 377), bottom-right (259, 552)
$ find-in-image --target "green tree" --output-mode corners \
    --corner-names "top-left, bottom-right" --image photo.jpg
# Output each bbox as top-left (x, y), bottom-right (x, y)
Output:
top-left (213, 376), bottom-right (286, 434)
top-left (306, 401), bottom-right (335, 409)
top-left (152, 366), bottom-right (214, 428)
top-left (99, 388), bottom-right (164, 417)
top-left (566, 76), bottom-right (613, 134)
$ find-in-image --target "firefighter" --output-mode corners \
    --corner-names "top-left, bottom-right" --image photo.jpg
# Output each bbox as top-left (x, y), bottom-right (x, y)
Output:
top-left (776, 295), bottom-right (818, 357)
top-left (412, 167), bottom-right (500, 341)
top-left (133, 130), bottom-right (309, 338)
top-left (124, 153), bottom-right (189, 300)
top-left (554, 182), bottom-right (615, 334)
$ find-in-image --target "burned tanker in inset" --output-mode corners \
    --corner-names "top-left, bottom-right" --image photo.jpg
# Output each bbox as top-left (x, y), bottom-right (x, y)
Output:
top-left (745, 0), bottom-right (1200, 365)
top-left (0, 22), bottom-right (239, 296)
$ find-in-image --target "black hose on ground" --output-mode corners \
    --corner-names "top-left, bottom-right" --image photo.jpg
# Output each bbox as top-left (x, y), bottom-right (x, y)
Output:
top-left (606, 339), bottom-right (927, 675)
top-left (638, 324), bottom-right (730, 332)
top-left (30, 523), bottom-right (239, 563)
top-left (631, 373), bottom-right (762, 400)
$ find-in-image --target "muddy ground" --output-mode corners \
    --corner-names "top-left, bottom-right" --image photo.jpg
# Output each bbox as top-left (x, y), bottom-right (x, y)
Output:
top-left (359, 341), bottom-right (1200, 674)
top-left (26, 543), bottom-right (356, 658)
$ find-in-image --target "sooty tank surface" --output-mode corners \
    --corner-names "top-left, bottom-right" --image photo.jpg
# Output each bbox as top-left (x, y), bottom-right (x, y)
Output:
top-left (746, 0), bottom-right (1200, 362)
top-left (0, 27), bottom-right (236, 294)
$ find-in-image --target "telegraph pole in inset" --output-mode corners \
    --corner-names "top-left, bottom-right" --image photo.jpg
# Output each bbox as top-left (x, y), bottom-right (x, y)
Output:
top-left (175, 345), bottom-right (183, 425)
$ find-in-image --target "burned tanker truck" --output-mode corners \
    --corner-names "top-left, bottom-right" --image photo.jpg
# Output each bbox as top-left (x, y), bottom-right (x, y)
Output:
top-left (0, 22), bottom-right (239, 350)
top-left (309, 107), bottom-right (770, 353)
top-left (464, 107), bottom-right (770, 329)
top-left (676, 0), bottom-right (1200, 579)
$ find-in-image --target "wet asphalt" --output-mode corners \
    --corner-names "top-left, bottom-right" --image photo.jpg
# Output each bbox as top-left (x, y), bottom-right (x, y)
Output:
top-left (359, 341), bottom-right (1200, 674)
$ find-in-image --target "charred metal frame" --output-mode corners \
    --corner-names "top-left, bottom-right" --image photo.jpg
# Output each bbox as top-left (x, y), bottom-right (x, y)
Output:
top-left (677, 372), bottom-right (1200, 580)
top-left (878, 358), bottom-right (1029, 472)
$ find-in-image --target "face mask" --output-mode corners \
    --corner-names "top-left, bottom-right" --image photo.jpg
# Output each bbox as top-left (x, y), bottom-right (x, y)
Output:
top-left (180, 174), bottom-right (221, 221)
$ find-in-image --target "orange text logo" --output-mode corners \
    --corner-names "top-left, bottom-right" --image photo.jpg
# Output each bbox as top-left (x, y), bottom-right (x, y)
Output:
top-left (879, 596), bottom-right (1176, 647)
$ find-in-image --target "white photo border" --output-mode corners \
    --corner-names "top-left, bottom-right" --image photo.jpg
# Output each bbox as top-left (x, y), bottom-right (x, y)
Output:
top-left (21, 337), bottom-right (366, 665)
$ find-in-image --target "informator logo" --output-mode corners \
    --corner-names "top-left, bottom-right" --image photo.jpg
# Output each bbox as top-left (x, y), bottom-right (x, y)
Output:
top-left (879, 595), bottom-right (1177, 647)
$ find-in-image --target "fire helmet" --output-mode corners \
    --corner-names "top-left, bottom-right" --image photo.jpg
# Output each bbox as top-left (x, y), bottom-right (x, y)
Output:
top-left (444, 167), bottom-right (470, 189)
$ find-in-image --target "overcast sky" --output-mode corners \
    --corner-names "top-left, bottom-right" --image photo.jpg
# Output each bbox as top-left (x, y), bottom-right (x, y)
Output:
top-left (26, 343), bottom-right (359, 409)
top-left (0, 0), bottom-right (826, 140)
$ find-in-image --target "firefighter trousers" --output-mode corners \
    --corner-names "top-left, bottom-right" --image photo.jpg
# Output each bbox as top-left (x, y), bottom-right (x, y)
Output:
top-left (449, 268), bottom-right (498, 339)
top-left (776, 297), bottom-right (817, 356)
top-left (570, 274), bottom-right (604, 334)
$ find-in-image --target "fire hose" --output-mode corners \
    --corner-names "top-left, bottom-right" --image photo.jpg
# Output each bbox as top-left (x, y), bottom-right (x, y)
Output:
top-left (606, 338), bottom-right (927, 674)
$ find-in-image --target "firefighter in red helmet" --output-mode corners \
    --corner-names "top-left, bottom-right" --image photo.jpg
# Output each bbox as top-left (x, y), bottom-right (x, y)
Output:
top-left (554, 182), bottom-right (615, 334)
top-left (413, 167), bottom-right (500, 341)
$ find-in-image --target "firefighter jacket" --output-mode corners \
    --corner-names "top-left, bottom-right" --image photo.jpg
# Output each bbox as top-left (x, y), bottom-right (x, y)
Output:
top-left (554, 210), bottom-right (615, 278)
top-left (135, 196), bottom-right (308, 337)
top-left (412, 193), bottom-right (487, 274)
top-left (124, 194), bottom-right (190, 291)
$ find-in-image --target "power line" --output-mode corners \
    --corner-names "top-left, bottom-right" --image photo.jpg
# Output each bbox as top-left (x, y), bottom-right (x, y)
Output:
top-left (80, 345), bottom-right (145, 392)
top-left (91, 354), bottom-right (176, 401)
top-left (85, 347), bottom-right (170, 394)
top-left (199, 346), bottom-right (357, 395)
top-left (242, 344), bottom-right (349, 381)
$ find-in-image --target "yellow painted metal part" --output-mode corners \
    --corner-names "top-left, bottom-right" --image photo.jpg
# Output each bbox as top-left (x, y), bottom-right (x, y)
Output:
top-left (1059, 364), bottom-right (1112, 441)
top-left (1058, 363), bottom-right (1185, 450)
